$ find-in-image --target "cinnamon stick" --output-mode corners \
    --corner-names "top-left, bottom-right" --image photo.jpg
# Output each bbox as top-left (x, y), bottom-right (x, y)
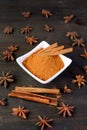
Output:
top-left (15, 86), bottom-right (60, 95)
top-left (8, 91), bottom-right (58, 106)
top-left (38, 43), bottom-right (58, 54)
top-left (42, 42), bottom-right (58, 52)
top-left (38, 42), bottom-right (73, 56)
top-left (42, 45), bottom-right (64, 54)
top-left (48, 47), bottom-right (73, 56)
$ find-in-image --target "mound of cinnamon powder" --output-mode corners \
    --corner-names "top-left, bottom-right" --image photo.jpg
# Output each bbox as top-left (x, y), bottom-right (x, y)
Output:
top-left (23, 49), bottom-right (64, 80)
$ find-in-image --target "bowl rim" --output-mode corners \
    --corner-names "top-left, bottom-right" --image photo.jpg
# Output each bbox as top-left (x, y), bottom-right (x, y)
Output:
top-left (16, 41), bottom-right (72, 84)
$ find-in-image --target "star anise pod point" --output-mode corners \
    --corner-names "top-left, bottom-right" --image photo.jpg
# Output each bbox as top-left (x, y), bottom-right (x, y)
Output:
top-left (64, 85), bottom-right (72, 94)
top-left (64, 14), bottom-right (74, 23)
top-left (8, 45), bottom-right (18, 52)
top-left (12, 106), bottom-right (29, 119)
top-left (57, 102), bottom-right (74, 117)
top-left (36, 115), bottom-right (53, 130)
top-left (66, 31), bottom-right (79, 40)
top-left (72, 75), bottom-right (87, 88)
top-left (44, 24), bottom-right (53, 32)
top-left (0, 71), bottom-right (14, 88)
top-left (72, 38), bottom-right (85, 47)
top-left (81, 48), bottom-right (87, 59)
top-left (0, 98), bottom-right (7, 106)
top-left (41, 9), bottom-right (52, 18)
top-left (22, 11), bottom-right (31, 18)
top-left (20, 26), bottom-right (32, 34)
top-left (2, 50), bottom-right (15, 61)
top-left (25, 36), bottom-right (38, 45)
top-left (4, 26), bottom-right (14, 34)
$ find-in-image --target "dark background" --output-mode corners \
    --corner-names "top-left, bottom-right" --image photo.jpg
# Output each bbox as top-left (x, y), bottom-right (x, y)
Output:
top-left (0, 0), bottom-right (87, 130)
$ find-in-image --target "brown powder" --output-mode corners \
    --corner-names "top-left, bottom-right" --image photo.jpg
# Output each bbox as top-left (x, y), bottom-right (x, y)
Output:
top-left (23, 49), bottom-right (64, 80)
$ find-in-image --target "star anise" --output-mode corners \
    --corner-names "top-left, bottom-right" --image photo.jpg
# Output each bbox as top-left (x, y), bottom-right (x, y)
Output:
top-left (0, 98), bottom-right (7, 106)
top-left (66, 32), bottom-right (79, 40)
top-left (41, 9), bottom-right (52, 18)
top-left (83, 65), bottom-right (87, 72)
top-left (20, 26), bottom-right (32, 34)
top-left (25, 36), bottom-right (38, 45)
top-left (22, 11), bottom-right (31, 18)
top-left (72, 75), bottom-right (87, 88)
top-left (44, 24), bottom-right (53, 32)
top-left (81, 48), bottom-right (87, 59)
top-left (8, 45), bottom-right (18, 52)
top-left (64, 14), bottom-right (74, 23)
top-left (4, 26), bottom-right (13, 34)
top-left (2, 50), bottom-right (14, 61)
top-left (63, 85), bottom-right (72, 94)
top-left (0, 71), bottom-right (14, 88)
top-left (35, 115), bottom-right (53, 130)
top-left (12, 106), bottom-right (29, 119)
top-left (57, 102), bottom-right (74, 117)
top-left (72, 38), bottom-right (85, 47)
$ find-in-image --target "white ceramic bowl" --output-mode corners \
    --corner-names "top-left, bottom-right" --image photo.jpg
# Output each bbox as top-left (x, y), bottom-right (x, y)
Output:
top-left (16, 41), bottom-right (72, 84)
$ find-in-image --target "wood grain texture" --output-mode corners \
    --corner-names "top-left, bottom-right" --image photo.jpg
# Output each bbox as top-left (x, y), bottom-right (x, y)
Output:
top-left (0, 0), bottom-right (87, 130)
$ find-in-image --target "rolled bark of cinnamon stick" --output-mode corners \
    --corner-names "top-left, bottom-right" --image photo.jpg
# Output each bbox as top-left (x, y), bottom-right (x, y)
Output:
top-left (48, 47), bottom-right (73, 56)
top-left (8, 90), bottom-right (58, 106)
top-left (15, 86), bottom-right (60, 95)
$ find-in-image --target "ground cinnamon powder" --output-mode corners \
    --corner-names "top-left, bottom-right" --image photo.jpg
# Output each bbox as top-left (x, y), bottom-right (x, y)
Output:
top-left (23, 49), bottom-right (64, 80)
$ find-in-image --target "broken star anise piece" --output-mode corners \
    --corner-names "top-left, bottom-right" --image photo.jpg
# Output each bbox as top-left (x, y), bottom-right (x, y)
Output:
top-left (4, 26), bottom-right (13, 34)
top-left (81, 49), bottom-right (87, 59)
top-left (63, 85), bottom-right (72, 94)
top-left (12, 106), bottom-right (29, 119)
top-left (8, 45), bottom-right (18, 52)
top-left (35, 115), bottom-right (53, 130)
top-left (72, 75), bottom-right (87, 88)
top-left (44, 24), bottom-right (53, 32)
top-left (83, 65), bottom-right (87, 72)
top-left (0, 98), bottom-right (7, 106)
top-left (25, 36), bottom-right (38, 45)
top-left (57, 102), bottom-right (74, 117)
top-left (20, 26), bottom-right (32, 34)
top-left (2, 50), bottom-right (14, 61)
top-left (72, 38), bottom-right (85, 47)
top-left (0, 71), bottom-right (14, 88)
top-left (41, 9), bottom-right (52, 18)
top-left (22, 11), bottom-right (31, 18)
top-left (64, 14), bottom-right (74, 23)
top-left (66, 31), bottom-right (79, 40)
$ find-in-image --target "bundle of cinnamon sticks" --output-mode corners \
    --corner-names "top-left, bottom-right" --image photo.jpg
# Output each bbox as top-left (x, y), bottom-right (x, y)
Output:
top-left (38, 43), bottom-right (73, 56)
top-left (8, 86), bottom-right (61, 106)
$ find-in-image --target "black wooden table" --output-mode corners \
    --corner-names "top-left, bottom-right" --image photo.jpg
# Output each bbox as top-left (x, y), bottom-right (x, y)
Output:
top-left (0, 0), bottom-right (87, 130)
